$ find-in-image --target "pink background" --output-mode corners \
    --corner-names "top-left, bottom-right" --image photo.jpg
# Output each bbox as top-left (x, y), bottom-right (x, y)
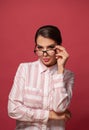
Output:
top-left (0, 0), bottom-right (89, 129)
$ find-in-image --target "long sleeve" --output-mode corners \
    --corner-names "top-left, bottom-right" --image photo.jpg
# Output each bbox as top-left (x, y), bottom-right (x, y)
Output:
top-left (8, 63), bottom-right (49, 123)
top-left (52, 70), bottom-right (74, 113)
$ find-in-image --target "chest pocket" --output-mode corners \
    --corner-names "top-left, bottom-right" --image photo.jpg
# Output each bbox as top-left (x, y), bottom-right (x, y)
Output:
top-left (23, 87), bottom-right (43, 109)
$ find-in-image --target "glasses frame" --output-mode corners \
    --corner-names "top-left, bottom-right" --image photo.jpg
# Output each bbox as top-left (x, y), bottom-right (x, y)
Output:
top-left (34, 47), bottom-right (56, 56)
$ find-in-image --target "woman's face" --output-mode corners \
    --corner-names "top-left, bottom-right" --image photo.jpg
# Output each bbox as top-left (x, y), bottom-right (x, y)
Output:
top-left (36, 35), bottom-right (57, 67)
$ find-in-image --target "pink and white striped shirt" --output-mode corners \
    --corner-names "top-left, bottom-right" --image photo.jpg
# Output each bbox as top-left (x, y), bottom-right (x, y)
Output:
top-left (8, 59), bottom-right (74, 130)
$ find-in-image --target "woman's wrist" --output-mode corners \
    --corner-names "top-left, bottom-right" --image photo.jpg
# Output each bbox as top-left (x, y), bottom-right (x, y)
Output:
top-left (58, 65), bottom-right (64, 74)
top-left (49, 111), bottom-right (52, 119)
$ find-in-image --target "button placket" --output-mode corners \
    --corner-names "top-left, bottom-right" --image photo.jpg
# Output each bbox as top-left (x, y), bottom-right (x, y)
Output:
top-left (43, 70), bottom-right (50, 109)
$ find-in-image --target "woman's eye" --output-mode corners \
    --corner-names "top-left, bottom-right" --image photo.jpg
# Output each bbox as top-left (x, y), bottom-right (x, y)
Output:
top-left (48, 46), bottom-right (55, 49)
top-left (37, 46), bottom-right (43, 50)
top-left (37, 46), bottom-right (42, 49)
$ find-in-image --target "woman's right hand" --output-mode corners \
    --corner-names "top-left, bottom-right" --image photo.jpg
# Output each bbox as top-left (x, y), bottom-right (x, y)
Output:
top-left (49, 109), bottom-right (71, 121)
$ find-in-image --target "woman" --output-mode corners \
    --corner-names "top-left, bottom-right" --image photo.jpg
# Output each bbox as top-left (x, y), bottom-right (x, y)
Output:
top-left (8, 25), bottom-right (74, 130)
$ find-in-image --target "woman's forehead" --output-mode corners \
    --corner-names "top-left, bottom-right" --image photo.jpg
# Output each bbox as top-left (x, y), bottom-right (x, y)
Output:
top-left (36, 35), bottom-right (56, 47)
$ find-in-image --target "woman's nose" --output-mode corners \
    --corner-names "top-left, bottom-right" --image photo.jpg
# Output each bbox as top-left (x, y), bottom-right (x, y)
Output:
top-left (43, 51), bottom-right (48, 56)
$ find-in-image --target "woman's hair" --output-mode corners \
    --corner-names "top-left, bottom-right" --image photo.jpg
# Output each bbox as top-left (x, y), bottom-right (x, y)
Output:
top-left (35, 25), bottom-right (62, 45)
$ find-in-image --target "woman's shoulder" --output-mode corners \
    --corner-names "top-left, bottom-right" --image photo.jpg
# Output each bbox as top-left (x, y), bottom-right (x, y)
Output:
top-left (16, 60), bottom-right (40, 73)
top-left (64, 68), bottom-right (75, 79)
top-left (18, 60), bottom-right (39, 67)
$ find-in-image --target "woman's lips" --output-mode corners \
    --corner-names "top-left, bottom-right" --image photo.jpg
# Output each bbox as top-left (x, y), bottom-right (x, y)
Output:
top-left (43, 58), bottom-right (50, 62)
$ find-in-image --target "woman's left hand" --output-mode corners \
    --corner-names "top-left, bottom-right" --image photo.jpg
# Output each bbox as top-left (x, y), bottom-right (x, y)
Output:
top-left (55, 45), bottom-right (69, 73)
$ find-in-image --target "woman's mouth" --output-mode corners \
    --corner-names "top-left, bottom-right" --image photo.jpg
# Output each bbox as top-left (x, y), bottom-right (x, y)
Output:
top-left (43, 58), bottom-right (50, 62)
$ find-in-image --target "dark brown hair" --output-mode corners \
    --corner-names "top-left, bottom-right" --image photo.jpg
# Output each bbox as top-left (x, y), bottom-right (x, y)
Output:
top-left (35, 25), bottom-right (62, 45)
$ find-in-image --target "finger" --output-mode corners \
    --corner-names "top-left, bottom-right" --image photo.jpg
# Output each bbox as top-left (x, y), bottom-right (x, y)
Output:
top-left (65, 113), bottom-right (71, 119)
top-left (56, 51), bottom-right (68, 57)
top-left (55, 45), bottom-right (66, 51)
top-left (55, 47), bottom-right (67, 57)
top-left (64, 116), bottom-right (70, 122)
top-left (56, 52), bottom-right (69, 60)
top-left (60, 114), bottom-right (70, 122)
top-left (65, 109), bottom-right (72, 117)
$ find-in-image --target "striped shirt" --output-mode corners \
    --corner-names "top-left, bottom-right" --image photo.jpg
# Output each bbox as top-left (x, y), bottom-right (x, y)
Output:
top-left (8, 59), bottom-right (74, 130)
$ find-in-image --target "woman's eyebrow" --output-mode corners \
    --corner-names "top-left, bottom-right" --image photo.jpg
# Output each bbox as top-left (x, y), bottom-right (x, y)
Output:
top-left (47, 44), bottom-right (56, 48)
top-left (37, 43), bottom-right (56, 48)
top-left (37, 45), bottom-right (43, 48)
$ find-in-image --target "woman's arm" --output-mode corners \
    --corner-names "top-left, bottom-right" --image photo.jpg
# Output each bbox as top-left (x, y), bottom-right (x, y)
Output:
top-left (8, 63), bottom-right (49, 124)
top-left (52, 70), bottom-right (74, 113)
